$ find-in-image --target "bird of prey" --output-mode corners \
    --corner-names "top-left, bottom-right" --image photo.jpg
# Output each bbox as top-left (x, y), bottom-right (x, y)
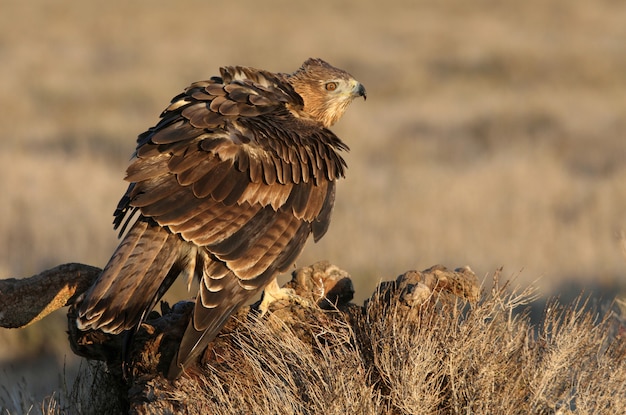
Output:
top-left (76, 58), bottom-right (366, 379)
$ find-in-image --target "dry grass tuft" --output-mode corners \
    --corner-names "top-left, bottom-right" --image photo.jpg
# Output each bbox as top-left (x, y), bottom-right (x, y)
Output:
top-left (167, 312), bottom-right (382, 414)
top-left (5, 268), bottom-right (622, 415)
top-left (1, 361), bottom-right (123, 415)
top-left (356, 272), bottom-right (626, 414)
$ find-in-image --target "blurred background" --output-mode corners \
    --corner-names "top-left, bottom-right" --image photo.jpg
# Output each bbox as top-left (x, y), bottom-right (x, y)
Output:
top-left (1, 0), bottom-right (625, 407)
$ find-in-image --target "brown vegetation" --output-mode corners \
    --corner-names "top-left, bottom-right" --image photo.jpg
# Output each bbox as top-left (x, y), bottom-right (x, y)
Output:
top-left (2, 262), bottom-right (625, 414)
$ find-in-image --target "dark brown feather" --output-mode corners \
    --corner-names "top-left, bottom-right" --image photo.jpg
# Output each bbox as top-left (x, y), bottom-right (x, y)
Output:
top-left (260, 154), bottom-right (278, 185)
top-left (204, 83), bottom-right (226, 96)
top-left (225, 86), bottom-right (252, 103)
top-left (312, 181), bottom-right (336, 241)
top-left (235, 147), bottom-right (250, 172)
top-left (170, 202), bottom-right (261, 246)
top-left (209, 95), bottom-right (227, 112)
top-left (217, 99), bottom-right (239, 116)
top-left (176, 160), bottom-right (213, 187)
top-left (207, 207), bottom-right (277, 259)
top-left (191, 159), bottom-right (233, 198)
top-left (190, 91), bottom-right (214, 101)
top-left (167, 148), bottom-right (205, 174)
top-left (198, 136), bottom-right (230, 153)
top-left (248, 94), bottom-right (273, 106)
top-left (247, 153), bottom-right (263, 183)
top-left (129, 175), bottom-right (180, 208)
top-left (236, 103), bottom-right (264, 117)
top-left (77, 220), bottom-right (184, 334)
top-left (125, 155), bottom-right (169, 182)
top-left (212, 170), bottom-right (249, 205)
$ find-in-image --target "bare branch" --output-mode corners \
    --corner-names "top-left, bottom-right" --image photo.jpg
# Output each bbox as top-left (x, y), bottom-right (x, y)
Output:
top-left (0, 263), bottom-right (100, 328)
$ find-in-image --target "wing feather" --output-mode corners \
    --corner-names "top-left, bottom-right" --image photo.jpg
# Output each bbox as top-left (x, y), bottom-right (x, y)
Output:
top-left (176, 158), bottom-right (215, 186)
top-left (209, 95), bottom-right (227, 112)
top-left (248, 152), bottom-right (263, 183)
top-left (206, 207), bottom-right (277, 259)
top-left (129, 175), bottom-right (179, 208)
top-left (235, 147), bottom-right (250, 172)
top-left (151, 119), bottom-right (198, 145)
top-left (204, 83), bottom-right (226, 96)
top-left (210, 169), bottom-right (249, 203)
top-left (260, 153), bottom-right (278, 185)
top-left (312, 181), bottom-right (336, 241)
top-left (175, 204), bottom-right (262, 246)
top-left (191, 159), bottom-right (233, 198)
top-left (77, 220), bottom-right (184, 334)
top-left (226, 213), bottom-right (301, 279)
top-left (138, 185), bottom-right (191, 217)
top-left (125, 154), bottom-right (169, 182)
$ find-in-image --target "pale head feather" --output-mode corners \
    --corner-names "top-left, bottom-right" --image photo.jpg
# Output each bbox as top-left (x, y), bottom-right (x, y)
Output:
top-left (287, 58), bottom-right (366, 128)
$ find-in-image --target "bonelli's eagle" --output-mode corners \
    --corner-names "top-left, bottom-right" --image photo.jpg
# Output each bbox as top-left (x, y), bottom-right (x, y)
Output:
top-left (77, 58), bottom-right (366, 379)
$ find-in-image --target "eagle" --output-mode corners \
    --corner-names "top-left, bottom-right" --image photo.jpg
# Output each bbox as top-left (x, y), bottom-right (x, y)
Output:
top-left (76, 58), bottom-right (366, 379)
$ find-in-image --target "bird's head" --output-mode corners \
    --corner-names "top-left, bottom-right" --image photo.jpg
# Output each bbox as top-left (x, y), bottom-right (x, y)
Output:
top-left (287, 58), bottom-right (366, 128)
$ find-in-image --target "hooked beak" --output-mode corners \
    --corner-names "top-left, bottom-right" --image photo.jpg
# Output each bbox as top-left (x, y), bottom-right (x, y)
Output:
top-left (356, 83), bottom-right (367, 101)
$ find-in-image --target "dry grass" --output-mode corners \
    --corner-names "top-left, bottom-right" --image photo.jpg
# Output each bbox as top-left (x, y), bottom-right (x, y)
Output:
top-left (2, 273), bottom-right (624, 414)
top-left (1, 0), bottom-right (626, 405)
top-left (168, 314), bottom-right (381, 414)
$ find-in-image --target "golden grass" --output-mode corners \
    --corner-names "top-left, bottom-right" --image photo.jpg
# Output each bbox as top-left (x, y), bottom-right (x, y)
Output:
top-left (1, 0), bottom-right (626, 405)
top-left (2, 274), bottom-right (624, 414)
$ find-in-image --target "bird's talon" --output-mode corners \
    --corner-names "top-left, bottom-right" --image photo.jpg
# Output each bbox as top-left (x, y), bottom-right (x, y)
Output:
top-left (258, 279), bottom-right (302, 316)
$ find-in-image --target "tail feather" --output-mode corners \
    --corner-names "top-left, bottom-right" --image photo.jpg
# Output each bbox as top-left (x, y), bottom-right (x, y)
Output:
top-left (168, 300), bottom-right (241, 379)
top-left (77, 218), bottom-right (186, 334)
top-left (167, 272), bottom-right (251, 379)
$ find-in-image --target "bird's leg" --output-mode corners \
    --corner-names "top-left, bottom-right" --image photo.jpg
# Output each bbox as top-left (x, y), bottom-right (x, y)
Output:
top-left (258, 277), bottom-right (298, 316)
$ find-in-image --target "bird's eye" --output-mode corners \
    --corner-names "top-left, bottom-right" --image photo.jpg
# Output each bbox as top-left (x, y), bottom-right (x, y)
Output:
top-left (325, 82), bottom-right (338, 91)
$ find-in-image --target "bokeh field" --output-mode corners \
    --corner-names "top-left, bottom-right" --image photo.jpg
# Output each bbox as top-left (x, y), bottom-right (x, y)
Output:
top-left (1, 0), bottom-right (625, 407)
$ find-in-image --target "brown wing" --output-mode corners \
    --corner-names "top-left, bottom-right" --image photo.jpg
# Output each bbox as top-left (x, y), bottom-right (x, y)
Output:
top-left (88, 67), bottom-right (347, 376)
top-left (122, 69), bottom-right (346, 272)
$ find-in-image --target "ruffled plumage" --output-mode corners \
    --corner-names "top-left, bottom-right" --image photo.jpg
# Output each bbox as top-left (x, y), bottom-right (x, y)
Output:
top-left (76, 58), bottom-right (365, 379)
